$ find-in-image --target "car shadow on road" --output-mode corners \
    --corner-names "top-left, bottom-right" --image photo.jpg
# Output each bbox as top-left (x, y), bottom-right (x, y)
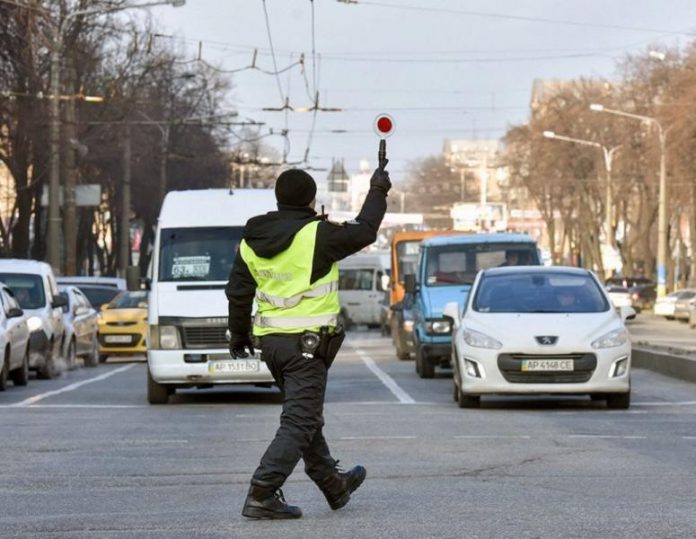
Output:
top-left (477, 396), bottom-right (612, 411)
top-left (167, 386), bottom-right (283, 406)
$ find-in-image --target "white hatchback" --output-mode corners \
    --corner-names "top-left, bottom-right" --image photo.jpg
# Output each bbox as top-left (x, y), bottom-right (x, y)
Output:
top-left (446, 266), bottom-right (633, 410)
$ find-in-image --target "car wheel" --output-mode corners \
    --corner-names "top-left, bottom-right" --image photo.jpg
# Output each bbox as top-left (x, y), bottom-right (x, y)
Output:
top-left (99, 354), bottom-right (109, 364)
top-left (37, 343), bottom-right (56, 380)
top-left (67, 340), bottom-right (77, 370)
top-left (458, 389), bottom-right (480, 409)
top-left (416, 346), bottom-right (434, 379)
top-left (666, 316), bottom-right (675, 321)
top-left (84, 340), bottom-right (99, 368)
top-left (10, 347), bottom-right (30, 386)
top-left (147, 367), bottom-right (172, 404)
top-left (395, 335), bottom-right (410, 360)
top-left (606, 391), bottom-right (630, 410)
top-left (452, 380), bottom-right (459, 402)
top-left (0, 350), bottom-right (9, 391)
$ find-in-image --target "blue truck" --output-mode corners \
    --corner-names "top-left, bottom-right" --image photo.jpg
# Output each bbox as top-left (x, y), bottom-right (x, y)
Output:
top-left (405, 233), bottom-right (540, 378)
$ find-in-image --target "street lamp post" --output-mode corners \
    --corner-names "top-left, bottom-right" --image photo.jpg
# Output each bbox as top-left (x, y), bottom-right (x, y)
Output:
top-left (543, 130), bottom-right (620, 250)
top-left (46, 0), bottom-right (185, 273)
top-left (590, 104), bottom-right (672, 297)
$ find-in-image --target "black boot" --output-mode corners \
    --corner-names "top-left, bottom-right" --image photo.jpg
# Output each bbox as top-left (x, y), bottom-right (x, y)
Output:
top-left (318, 462), bottom-right (367, 510)
top-left (241, 480), bottom-right (302, 520)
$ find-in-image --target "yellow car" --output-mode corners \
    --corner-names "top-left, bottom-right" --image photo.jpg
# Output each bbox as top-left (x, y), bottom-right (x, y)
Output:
top-left (98, 291), bottom-right (148, 362)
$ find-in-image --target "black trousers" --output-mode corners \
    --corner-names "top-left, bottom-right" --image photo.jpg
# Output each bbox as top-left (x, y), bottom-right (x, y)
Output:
top-left (251, 334), bottom-right (337, 489)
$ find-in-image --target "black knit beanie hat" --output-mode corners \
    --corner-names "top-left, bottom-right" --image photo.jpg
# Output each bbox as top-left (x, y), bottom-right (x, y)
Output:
top-left (274, 169), bottom-right (317, 207)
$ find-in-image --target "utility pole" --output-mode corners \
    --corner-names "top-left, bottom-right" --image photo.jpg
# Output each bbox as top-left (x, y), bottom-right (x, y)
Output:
top-left (63, 65), bottom-right (78, 275)
top-left (47, 32), bottom-right (63, 272)
top-left (120, 126), bottom-right (131, 277)
top-left (158, 123), bottom-right (170, 206)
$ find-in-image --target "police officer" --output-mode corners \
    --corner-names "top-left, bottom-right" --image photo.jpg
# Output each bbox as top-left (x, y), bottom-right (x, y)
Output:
top-left (226, 160), bottom-right (391, 519)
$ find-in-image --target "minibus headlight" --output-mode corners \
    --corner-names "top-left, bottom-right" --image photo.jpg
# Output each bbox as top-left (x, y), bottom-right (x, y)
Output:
top-left (425, 318), bottom-right (452, 335)
top-left (150, 325), bottom-right (181, 349)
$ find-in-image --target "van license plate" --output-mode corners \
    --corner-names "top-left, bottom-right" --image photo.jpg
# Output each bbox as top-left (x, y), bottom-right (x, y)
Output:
top-left (208, 360), bottom-right (260, 374)
top-left (521, 359), bottom-right (574, 372)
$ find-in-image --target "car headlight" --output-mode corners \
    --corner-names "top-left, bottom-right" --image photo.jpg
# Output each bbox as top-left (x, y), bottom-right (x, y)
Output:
top-left (425, 318), bottom-right (452, 335)
top-left (150, 325), bottom-right (181, 349)
top-left (592, 328), bottom-right (628, 349)
top-left (462, 328), bottom-right (502, 350)
top-left (27, 316), bottom-right (42, 332)
top-left (402, 320), bottom-right (414, 333)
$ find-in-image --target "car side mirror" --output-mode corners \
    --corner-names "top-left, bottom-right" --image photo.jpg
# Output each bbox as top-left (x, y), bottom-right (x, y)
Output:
top-left (380, 274), bottom-right (390, 292)
top-left (443, 301), bottom-right (461, 328)
top-left (390, 302), bottom-right (404, 312)
top-left (7, 307), bottom-right (23, 318)
top-left (620, 306), bottom-right (636, 321)
top-left (51, 294), bottom-right (68, 309)
top-left (404, 274), bottom-right (417, 294)
top-left (74, 306), bottom-right (90, 316)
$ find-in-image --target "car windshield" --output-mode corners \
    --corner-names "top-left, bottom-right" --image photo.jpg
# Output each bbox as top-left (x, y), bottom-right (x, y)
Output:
top-left (425, 243), bottom-right (539, 286)
top-left (396, 240), bottom-right (420, 282)
top-left (159, 227), bottom-right (243, 282)
top-left (0, 273), bottom-right (45, 309)
top-left (473, 272), bottom-right (610, 313)
top-left (107, 291), bottom-right (148, 310)
top-left (339, 268), bottom-right (374, 290)
top-left (79, 286), bottom-right (120, 308)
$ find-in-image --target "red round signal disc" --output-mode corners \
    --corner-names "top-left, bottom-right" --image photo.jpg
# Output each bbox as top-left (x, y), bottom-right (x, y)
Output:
top-left (374, 113), bottom-right (395, 138)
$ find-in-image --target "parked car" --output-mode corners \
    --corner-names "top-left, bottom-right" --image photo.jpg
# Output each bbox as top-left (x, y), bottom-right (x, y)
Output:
top-left (98, 290), bottom-right (148, 362)
top-left (654, 290), bottom-right (686, 319)
top-left (606, 286), bottom-right (632, 309)
top-left (0, 259), bottom-right (66, 378)
top-left (628, 284), bottom-right (657, 313)
top-left (0, 284), bottom-right (30, 390)
top-left (73, 284), bottom-right (122, 310)
top-left (59, 285), bottom-right (100, 369)
top-left (446, 266), bottom-right (633, 409)
top-left (672, 289), bottom-right (696, 322)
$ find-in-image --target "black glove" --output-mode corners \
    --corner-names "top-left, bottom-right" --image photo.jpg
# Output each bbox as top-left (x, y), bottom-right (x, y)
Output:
top-left (229, 335), bottom-right (255, 359)
top-left (370, 158), bottom-right (391, 195)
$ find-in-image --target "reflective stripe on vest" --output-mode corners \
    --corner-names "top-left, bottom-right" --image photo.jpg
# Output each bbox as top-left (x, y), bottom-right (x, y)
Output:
top-left (255, 280), bottom-right (338, 308)
top-left (255, 313), bottom-right (338, 329)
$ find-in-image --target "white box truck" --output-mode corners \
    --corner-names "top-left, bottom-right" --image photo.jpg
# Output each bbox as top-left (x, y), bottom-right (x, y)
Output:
top-left (146, 189), bottom-right (277, 404)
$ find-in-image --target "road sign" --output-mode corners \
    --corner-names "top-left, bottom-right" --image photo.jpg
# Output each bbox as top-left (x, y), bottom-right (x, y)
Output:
top-left (374, 113), bottom-right (395, 138)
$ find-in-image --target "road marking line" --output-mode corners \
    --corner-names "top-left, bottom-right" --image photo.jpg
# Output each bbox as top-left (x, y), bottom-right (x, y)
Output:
top-left (633, 401), bottom-right (696, 407)
top-left (568, 435), bottom-right (647, 439)
top-left (0, 404), bottom-right (146, 409)
top-left (350, 345), bottom-right (416, 404)
top-left (339, 436), bottom-right (418, 440)
top-left (10, 364), bottom-right (137, 407)
top-left (454, 435), bottom-right (532, 439)
top-left (682, 436), bottom-right (696, 440)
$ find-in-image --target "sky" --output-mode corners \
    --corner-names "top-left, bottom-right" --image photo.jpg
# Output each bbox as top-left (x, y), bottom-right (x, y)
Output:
top-left (147, 0), bottom-right (696, 184)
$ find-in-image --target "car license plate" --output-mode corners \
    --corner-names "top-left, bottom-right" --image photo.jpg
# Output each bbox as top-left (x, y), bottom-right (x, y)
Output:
top-left (521, 359), bottom-right (574, 372)
top-left (104, 335), bottom-right (132, 344)
top-left (208, 359), bottom-right (260, 374)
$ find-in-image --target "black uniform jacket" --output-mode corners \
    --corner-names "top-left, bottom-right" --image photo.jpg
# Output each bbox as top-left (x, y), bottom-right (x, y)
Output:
top-left (225, 187), bottom-right (387, 345)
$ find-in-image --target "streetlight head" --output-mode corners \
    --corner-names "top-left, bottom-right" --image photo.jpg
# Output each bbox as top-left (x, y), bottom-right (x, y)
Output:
top-left (649, 50), bottom-right (666, 61)
top-left (543, 130), bottom-right (556, 139)
top-left (590, 103), bottom-right (604, 112)
top-left (169, 0), bottom-right (186, 6)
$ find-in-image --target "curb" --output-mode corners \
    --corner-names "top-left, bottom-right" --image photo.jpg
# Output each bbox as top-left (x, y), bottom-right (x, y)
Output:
top-left (632, 346), bottom-right (696, 384)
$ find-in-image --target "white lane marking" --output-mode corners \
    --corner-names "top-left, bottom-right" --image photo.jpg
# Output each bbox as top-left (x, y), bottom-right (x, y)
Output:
top-left (454, 435), bottom-right (531, 439)
top-left (339, 436), bottom-right (418, 441)
top-left (633, 401), bottom-right (696, 407)
top-left (10, 364), bottom-right (137, 407)
top-left (568, 435), bottom-right (647, 439)
top-left (350, 345), bottom-right (416, 404)
top-left (0, 404), bottom-right (146, 409)
top-left (682, 436), bottom-right (696, 440)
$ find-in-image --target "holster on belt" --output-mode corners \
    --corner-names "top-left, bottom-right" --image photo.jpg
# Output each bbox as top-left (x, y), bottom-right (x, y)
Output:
top-left (317, 325), bottom-right (345, 368)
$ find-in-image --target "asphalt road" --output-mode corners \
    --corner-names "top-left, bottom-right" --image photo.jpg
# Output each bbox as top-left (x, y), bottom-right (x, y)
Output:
top-left (1, 327), bottom-right (695, 539)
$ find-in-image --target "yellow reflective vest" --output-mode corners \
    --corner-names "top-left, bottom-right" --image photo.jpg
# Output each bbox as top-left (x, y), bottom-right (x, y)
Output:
top-left (239, 221), bottom-right (340, 336)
